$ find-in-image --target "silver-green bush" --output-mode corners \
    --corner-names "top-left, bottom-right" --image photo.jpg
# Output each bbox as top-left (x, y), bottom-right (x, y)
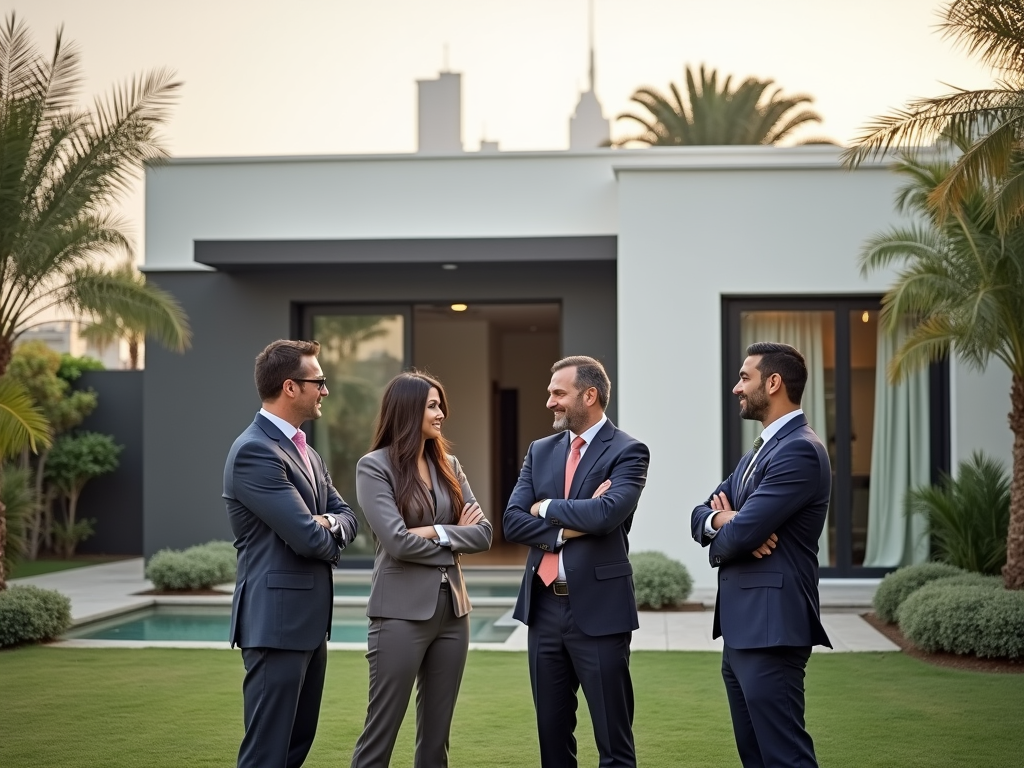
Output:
top-left (630, 551), bottom-right (692, 608)
top-left (898, 580), bottom-right (1024, 658)
top-left (145, 540), bottom-right (237, 591)
top-left (0, 585), bottom-right (72, 647)
top-left (872, 562), bottom-right (965, 623)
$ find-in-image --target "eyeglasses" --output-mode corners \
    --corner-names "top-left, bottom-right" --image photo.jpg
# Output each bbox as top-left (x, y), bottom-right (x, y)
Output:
top-left (291, 378), bottom-right (328, 393)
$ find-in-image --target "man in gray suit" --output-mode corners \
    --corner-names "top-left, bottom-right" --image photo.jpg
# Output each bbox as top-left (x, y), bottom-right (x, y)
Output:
top-left (224, 339), bottom-right (359, 768)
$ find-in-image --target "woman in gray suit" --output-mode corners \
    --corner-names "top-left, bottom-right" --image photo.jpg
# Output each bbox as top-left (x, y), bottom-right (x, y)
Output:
top-left (350, 371), bottom-right (492, 768)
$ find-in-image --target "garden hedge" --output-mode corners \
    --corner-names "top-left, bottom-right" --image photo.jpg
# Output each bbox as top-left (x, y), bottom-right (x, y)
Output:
top-left (145, 540), bottom-right (237, 591)
top-left (0, 585), bottom-right (72, 647)
top-left (630, 551), bottom-right (693, 608)
top-left (872, 561), bottom-right (965, 623)
top-left (897, 580), bottom-right (1024, 659)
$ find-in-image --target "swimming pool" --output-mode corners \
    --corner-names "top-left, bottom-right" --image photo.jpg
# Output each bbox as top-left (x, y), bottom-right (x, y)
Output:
top-left (65, 604), bottom-right (518, 644)
top-left (333, 582), bottom-right (519, 598)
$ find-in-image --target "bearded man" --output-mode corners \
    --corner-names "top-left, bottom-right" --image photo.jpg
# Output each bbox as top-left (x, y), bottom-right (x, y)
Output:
top-left (504, 355), bottom-right (650, 768)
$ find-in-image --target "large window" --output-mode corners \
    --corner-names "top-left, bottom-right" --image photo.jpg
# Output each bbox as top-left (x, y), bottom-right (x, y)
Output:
top-left (723, 298), bottom-right (949, 577)
top-left (303, 306), bottom-right (410, 562)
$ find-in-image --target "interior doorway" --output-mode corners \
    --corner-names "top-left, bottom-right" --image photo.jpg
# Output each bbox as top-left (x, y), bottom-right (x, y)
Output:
top-left (413, 302), bottom-right (560, 565)
top-left (304, 301), bottom-right (560, 566)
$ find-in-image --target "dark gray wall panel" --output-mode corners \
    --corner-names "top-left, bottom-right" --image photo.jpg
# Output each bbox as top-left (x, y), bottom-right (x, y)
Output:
top-left (74, 370), bottom-right (143, 555)
top-left (195, 236), bottom-right (616, 268)
top-left (144, 258), bottom-right (616, 556)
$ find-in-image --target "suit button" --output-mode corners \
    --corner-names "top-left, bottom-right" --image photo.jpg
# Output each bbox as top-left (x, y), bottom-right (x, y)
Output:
top-left (540, 544), bottom-right (549, 551)
top-left (714, 557), bottom-right (722, 566)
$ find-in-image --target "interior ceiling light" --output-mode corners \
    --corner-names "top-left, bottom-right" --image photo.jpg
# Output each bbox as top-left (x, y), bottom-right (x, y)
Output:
top-left (451, 303), bottom-right (468, 312)
top-left (441, 263), bottom-right (458, 270)
top-left (862, 311), bottom-right (870, 323)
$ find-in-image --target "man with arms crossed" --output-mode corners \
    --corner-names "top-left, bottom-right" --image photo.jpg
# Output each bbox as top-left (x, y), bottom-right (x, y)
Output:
top-left (691, 342), bottom-right (831, 768)
top-left (504, 355), bottom-right (650, 768)
top-left (224, 339), bottom-right (358, 768)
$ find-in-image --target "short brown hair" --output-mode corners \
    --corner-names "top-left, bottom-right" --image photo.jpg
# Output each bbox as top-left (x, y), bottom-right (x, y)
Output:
top-left (254, 339), bottom-right (321, 401)
top-left (551, 355), bottom-right (611, 409)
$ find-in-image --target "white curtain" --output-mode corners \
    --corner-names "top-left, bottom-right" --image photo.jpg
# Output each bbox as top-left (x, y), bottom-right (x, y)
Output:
top-left (863, 320), bottom-right (931, 567)
top-left (740, 312), bottom-right (830, 566)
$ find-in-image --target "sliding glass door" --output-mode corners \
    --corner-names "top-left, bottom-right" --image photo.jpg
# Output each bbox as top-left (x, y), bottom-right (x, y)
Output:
top-left (722, 298), bottom-right (949, 577)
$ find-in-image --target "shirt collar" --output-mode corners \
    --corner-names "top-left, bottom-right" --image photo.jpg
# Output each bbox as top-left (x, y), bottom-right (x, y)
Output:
top-left (571, 414), bottom-right (608, 448)
top-left (259, 407), bottom-right (299, 439)
top-left (758, 409), bottom-right (803, 445)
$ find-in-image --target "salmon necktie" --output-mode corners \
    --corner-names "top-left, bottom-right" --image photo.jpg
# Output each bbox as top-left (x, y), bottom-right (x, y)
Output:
top-left (292, 429), bottom-right (315, 479)
top-left (538, 435), bottom-right (587, 586)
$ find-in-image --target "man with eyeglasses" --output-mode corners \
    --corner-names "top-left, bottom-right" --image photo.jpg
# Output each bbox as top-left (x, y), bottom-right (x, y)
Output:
top-left (224, 338), bottom-right (359, 768)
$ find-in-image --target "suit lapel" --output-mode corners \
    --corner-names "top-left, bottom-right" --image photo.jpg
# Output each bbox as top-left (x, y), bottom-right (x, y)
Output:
top-left (736, 413), bottom-right (808, 507)
top-left (550, 432), bottom-right (570, 498)
top-left (428, 457), bottom-right (454, 523)
top-left (255, 414), bottom-right (319, 505)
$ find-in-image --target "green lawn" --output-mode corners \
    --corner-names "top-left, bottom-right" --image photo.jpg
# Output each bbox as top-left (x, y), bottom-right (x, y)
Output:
top-left (9, 556), bottom-right (129, 579)
top-left (1, 648), bottom-right (1021, 767)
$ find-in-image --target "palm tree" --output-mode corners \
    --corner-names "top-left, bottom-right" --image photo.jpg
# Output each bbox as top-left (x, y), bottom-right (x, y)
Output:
top-left (614, 64), bottom-right (822, 146)
top-left (859, 148), bottom-right (1024, 590)
top-left (843, 0), bottom-right (1024, 228)
top-left (0, 376), bottom-right (50, 589)
top-left (0, 13), bottom-right (191, 377)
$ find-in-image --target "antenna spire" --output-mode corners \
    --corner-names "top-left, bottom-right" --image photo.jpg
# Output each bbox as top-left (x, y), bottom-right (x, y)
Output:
top-left (588, 0), bottom-right (595, 91)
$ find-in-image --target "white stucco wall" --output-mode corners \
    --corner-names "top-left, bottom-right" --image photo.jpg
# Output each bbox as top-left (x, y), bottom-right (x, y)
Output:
top-left (614, 154), bottom-right (908, 588)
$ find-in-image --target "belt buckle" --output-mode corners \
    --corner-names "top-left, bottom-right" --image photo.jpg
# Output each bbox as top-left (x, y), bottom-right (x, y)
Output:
top-left (553, 581), bottom-right (569, 596)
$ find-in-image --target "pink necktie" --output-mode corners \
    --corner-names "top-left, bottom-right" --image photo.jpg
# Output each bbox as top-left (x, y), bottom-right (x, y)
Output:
top-left (292, 429), bottom-right (315, 479)
top-left (539, 435), bottom-right (587, 586)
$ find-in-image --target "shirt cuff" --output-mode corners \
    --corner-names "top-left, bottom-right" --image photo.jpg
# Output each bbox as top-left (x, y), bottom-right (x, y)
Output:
top-left (538, 499), bottom-right (552, 517)
top-left (704, 513), bottom-right (719, 539)
top-left (555, 529), bottom-right (565, 548)
top-left (434, 525), bottom-right (451, 547)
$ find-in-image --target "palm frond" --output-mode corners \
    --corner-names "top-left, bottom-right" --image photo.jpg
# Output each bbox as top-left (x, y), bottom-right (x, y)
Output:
top-left (614, 64), bottom-right (820, 147)
top-left (63, 263), bottom-right (191, 352)
top-left (941, 0), bottom-right (1024, 76)
top-left (0, 377), bottom-right (51, 457)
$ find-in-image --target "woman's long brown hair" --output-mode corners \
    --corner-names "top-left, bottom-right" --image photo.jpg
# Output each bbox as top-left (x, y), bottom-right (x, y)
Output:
top-left (369, 371), bottom-right (464, 526)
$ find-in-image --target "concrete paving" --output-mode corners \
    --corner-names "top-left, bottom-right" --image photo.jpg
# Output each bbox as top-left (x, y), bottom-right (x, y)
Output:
top-left (13, 559), bottom-right (899, 653)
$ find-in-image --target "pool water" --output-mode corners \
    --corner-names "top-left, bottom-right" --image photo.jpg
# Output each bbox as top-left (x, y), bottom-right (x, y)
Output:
top-left (66, 605), bottom-right (517, 644)
top-left (334, 582), bottom-right (519, 598)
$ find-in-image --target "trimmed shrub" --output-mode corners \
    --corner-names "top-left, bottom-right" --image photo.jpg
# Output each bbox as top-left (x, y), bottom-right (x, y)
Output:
top-left (0, 585), bottom-right (72, 647)
top-left (630, 551), bottom-right (693, 608)
top-left (898, 580), bottom-right (1024, 658)
top-left (872, 562), bottom-right (965, 623)
top-left (146, 540), bottom-right (236, 591)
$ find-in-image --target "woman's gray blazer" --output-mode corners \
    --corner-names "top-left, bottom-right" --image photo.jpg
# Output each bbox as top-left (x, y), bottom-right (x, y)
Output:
top-left (356, 449), bottom-right (492, 619)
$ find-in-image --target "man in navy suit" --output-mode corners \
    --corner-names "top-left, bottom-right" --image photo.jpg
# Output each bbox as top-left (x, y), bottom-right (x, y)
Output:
top-left (691, 342), bottom-right (831, 768)
top-left (504, 355), bottom-right (650, 768)
top-left (224, 339), bottom-right (359, 768)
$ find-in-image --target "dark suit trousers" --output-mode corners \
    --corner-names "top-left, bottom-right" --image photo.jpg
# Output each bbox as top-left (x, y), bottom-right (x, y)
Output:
top-left (528, 582), bottom-right (636, 768)
top-left (350, 583), bottom-right (469, 768)
top-left (239, 640), bottom-right (327, 768)
top-left (721, 644), bottom-right (817, 768)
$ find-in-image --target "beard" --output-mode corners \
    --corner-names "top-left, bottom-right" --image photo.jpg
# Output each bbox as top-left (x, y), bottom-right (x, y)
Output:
top-left (552, 393), bottom-right (588, 434)
top-left (739, 381), bottom-right (769, 422)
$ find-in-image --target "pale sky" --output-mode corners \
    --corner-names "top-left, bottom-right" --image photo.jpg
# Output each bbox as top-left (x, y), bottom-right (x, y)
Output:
top-left (22, 0), bottom-right (995, 260)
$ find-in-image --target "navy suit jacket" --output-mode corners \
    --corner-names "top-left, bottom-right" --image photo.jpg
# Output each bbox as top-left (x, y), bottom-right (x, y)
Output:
top-left (691, 413), bottom-right (832, 649)
top-left (504, 419), bottom-right (649, 636)
top-left (224, 413), bottom-right (358, 650)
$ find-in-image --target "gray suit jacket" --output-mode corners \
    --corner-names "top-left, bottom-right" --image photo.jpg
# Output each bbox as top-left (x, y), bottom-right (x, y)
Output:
top-left (356, 449), bottom-right (492, 619)
top-left (224, 413), bottom-right (358, 650)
